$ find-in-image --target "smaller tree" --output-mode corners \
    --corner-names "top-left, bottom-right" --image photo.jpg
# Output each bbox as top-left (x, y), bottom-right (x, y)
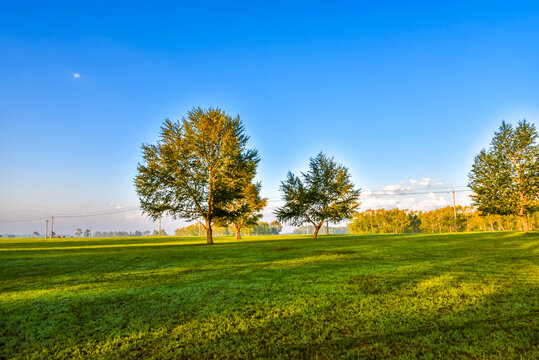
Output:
top-left (269, 220), bottom-right (282, 235)
top-left (84, 229), bottom-right (91, 237)
top-left (75, 228), bottom-right (82, 237)
top-left (275, 152), bottom-right (360, 238)
top-left (217, 183), bottom-right (267, 240)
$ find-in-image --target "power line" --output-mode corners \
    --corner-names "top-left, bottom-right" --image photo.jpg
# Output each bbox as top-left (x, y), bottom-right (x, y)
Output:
top-left (55, 207), bottom-right (140, 218)
top-left (1, 186), bottom-right (473, 222)
top-left (263, 185), bottom-right (468, 200)
top-left (0, 207), bottom-right (141, 223)
top-left (0, 217), bottom-right (49, 223)
top-left (362, 189), bottom-right (471, 198)
top-left (266, 188), bottom-right (471, 202)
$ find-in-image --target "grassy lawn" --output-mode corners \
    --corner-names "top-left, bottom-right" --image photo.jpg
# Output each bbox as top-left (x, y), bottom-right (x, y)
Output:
top-left (0, 232), bottom-right (537, 359)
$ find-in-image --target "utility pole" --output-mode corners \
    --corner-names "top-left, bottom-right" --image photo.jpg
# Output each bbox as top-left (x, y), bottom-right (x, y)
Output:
top-left (45, 219), bottom-right (49, 239)
top-left (158, 215), bottom-right (161, 236)
top-left (198, 217), bottom-right (201, 236)
top-left (50, 216), bottom-right (54, 239)
top-left (452, 189), bottom-right (457, 232)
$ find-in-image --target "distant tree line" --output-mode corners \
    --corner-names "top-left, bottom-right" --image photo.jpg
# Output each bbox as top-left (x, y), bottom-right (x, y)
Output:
top-left (348, 206), bottom-right (539, 234)
top-left (293, 225), bottom-right (349, 235)
top-left (175, 221), bottom-right (282, 237)
top-left (92, 230), bottom-right (166, 237)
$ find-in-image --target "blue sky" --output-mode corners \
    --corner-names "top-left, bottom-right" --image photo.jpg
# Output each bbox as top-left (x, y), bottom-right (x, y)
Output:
top-left (1, 1), bottom-right (539, 234)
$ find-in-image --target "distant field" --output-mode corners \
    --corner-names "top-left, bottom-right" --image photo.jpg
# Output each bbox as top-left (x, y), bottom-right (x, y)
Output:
top-left (1, 232), bottom-right (537, 359)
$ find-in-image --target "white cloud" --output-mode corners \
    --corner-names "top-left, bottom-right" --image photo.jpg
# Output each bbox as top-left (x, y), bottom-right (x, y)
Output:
top-left (360, 178), bottom-right (454, 211)
top-left (419, 177), bottom-right (433, 187)
top-left (360, 191), bottom-right (450, 211)
top-left (409, 177), bottom-right (444, 187)
top-left (73, 73), bottom-right (80, 78)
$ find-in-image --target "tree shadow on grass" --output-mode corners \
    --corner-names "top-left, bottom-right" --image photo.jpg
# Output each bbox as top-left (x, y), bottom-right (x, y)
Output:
top-left (48, 262), bottom-right (538, 359)
top-left (1, 233), bottom-right (537, 359)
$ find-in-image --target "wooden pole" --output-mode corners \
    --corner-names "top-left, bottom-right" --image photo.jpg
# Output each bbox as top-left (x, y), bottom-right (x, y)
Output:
top-left (45, 219), bottom-right (49, 239)
top-left (50, 216), bottom-right (54, 239)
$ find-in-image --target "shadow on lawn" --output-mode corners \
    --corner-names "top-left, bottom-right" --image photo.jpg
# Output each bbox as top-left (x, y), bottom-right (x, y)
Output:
top-left (73, 265), bottom-right (537, 359)
top-left (2, 232), bottom-right (535, 296)
top-left (1, 233), bottom-right (537, 359)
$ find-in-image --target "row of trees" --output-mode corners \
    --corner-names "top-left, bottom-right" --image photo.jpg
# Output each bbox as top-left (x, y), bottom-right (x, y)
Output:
top-left (75, 228), bottom-right (92, 237)
top-left (92, 230), bottom-right (167, 237)
top-left (135, 107), bottom-right (538, 243)
top-left (174, 221), bottom-right (282, 236)
top-left (293, 226), bottom-right (348, 235)
top-left (348, 206), bottom-right (539, 234)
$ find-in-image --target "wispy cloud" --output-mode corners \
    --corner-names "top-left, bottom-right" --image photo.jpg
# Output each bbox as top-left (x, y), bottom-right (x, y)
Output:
top-left (73, 73), bottom-right (80, 78)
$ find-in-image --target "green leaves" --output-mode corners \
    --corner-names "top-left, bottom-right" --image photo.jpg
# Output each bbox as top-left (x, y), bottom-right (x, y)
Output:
top-left (276, 152), bottom-right (360, 237)
top-left (468, 120), bottom-right (539, 232)
top-left (135, 107), bottom-right (260, 243)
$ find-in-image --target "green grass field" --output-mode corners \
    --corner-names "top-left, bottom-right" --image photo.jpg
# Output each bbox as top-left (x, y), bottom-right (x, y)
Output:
top-left (1, 232), bottom-right (537, 359)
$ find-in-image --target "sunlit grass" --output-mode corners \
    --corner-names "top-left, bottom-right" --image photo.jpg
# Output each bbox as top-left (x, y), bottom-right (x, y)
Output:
top-left (1, 232), bottom-right (537, 359)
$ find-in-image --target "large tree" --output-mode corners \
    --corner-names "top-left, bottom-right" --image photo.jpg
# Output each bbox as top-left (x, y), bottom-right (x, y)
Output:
top-left (468, 120), bottom-right (539, 233)
top-left (275, 152), bottom-right (360, 238)
top-left (135, 107), bottom-right (259, 244)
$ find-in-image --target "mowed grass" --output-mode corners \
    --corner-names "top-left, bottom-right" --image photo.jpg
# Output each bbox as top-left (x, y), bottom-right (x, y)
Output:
top-left (0, 232), bottom-right (537, 359)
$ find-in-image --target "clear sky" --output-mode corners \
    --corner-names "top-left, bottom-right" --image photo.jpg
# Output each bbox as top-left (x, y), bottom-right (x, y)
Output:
top-left (1, 1), bottom-right (539, 235)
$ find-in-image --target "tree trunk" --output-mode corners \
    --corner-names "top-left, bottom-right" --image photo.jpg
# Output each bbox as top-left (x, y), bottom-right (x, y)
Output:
top-left (235, 223), bottom-right (241, 240)
top-left (519, 215), bottom-right (529, 233)
top-left (205, 218), bottom-right (213, 244)
top-left (313, 220), bottom-right (324, 239)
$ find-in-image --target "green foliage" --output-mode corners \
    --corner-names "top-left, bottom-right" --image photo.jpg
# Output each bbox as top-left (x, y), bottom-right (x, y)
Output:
top-left (469, 120), bottom-right (539, 232)
top-left (249, 220), bottom-right (282, 235)
top-left (348, 206), bottom-right (539, 234)
top-left (1, 233), bottom-right (537, 359)
top-left (174, 224), bottom-right (203, 236)
top-left (276, 152), bottom-right (360, 238)
top-left (93, 231), bottom-right (146, 237)
top-left (293, 225), bottom-right (348, 234)
top-left (174, 221), bottom-right (282, 237)
top-left (349, 208), bottom-right (413, 234)
top-left (216, 182), bottom-right (268, 239)
top-left (134, 107), bottom-right (259, 244)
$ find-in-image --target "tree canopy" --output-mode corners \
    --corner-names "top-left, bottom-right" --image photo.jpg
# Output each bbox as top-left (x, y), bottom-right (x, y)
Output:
top-left (135, 107), bottom-right (259, 244)
top-left (468, 120), bottom-right (539, 233)
top-left (216, 182), bottom-right (267, 240)
top-left (348, 206), bottom-right (537, 234)
top-left (275, 152), bottom-right (360, 238)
